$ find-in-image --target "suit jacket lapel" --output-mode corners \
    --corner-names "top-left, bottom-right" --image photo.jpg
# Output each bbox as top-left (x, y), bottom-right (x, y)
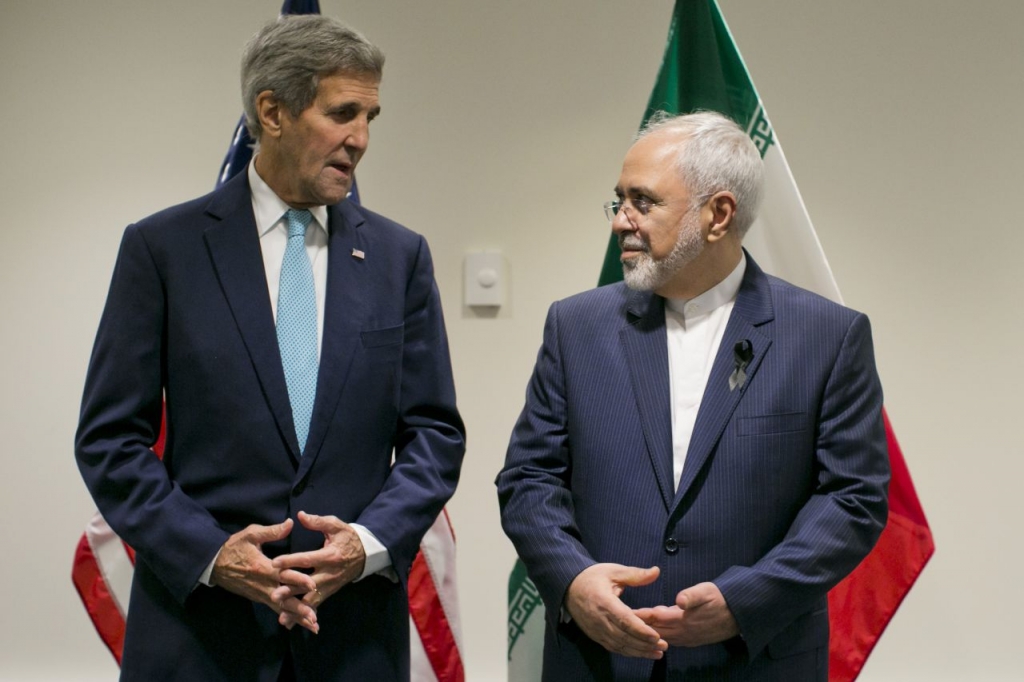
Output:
top-left (202, 173), bottom-right (301, 460)
top-left (298, 200), bottom-right (366, 478)
top-left (620, 290), bottom-right (676, 512)
top-left (672, 253), bottom-right (775, 509)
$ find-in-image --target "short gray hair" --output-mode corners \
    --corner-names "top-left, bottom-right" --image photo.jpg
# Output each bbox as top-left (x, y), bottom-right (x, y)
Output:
top-left (241, 15), bottom-right (385, 139)
top-left (637, 111), bottom-right (764, 238)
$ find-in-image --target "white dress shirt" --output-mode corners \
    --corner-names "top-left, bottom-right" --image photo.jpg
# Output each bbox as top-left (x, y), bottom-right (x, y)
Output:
top-left (562, 255), bottom-right (749, 621)
top-left (665, 254), bottom-right (746, 491)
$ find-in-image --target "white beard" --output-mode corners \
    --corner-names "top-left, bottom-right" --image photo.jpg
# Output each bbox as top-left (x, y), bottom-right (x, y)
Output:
top-left (621, 212), bottom-right (704, 291)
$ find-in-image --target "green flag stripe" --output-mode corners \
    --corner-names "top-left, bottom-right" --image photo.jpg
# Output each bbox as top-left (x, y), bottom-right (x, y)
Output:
top-left (642, 0), bottom-right (758, 130)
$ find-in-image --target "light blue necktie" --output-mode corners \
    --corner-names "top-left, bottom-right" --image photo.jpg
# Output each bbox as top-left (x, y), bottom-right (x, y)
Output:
top-left (277, 208), bottom-right (319, 454)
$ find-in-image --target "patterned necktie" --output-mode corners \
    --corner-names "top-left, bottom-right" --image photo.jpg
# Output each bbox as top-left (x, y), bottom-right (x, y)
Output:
top-left (277, 208), bottom-right (319, 454)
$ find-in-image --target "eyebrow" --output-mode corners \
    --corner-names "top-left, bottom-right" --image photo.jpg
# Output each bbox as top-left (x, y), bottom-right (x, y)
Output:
top-left (614, 184), bottom-right (658, 198)
top-left (326, 102), bottom-right (382, 118)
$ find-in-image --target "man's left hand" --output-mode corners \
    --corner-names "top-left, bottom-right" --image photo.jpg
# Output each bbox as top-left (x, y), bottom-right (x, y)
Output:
top-left (270, 511), bottom-right (367, 630)
top-left (633, 582), bottom-right (739, 647)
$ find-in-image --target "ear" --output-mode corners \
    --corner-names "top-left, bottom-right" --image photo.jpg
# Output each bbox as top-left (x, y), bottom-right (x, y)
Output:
top-left (705, 191), bottom-right (737, 243)
top-left (255, 90), bottom-right (285, 139)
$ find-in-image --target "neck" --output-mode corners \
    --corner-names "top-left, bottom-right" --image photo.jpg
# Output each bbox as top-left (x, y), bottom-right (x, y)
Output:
top-left (656, 241), bottom-right (743, 300)
top-left (253, 147), bottom-right (305, 209)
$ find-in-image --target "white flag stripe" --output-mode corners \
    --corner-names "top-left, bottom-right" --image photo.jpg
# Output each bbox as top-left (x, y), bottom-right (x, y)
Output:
top-left (85, 511), bottom-right (132, 618)
top-left (507, 595), bottom-right (544, 682)
top-left (418, 512), bottom-right (465, 658)
top-left (410, 616), bottom-right (441, 682)
top-left (743, 142), bottom-right (843, 304)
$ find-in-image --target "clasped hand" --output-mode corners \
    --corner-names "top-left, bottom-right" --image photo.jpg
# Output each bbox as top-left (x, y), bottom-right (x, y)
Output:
top-left (210, 511), bottom-right (366, 635)
top-left (565, 563), bottom-right (739, 659)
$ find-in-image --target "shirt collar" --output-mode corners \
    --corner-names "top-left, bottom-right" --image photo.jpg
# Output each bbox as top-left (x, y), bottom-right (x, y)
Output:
top-left (665, 252), bottom-right (747, 320)
top-left (247, 157), bottom-right (329, 236)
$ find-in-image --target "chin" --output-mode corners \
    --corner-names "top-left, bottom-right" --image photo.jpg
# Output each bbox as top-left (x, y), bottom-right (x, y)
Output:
top-left (622, 254), bottom-right (676, 292)
top-left (316, 189), bottom-right (350, 206)
top-left (623, 267), bottom-right (655, 292)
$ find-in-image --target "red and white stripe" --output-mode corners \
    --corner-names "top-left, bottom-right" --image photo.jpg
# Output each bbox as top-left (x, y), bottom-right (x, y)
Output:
top-left (409, 510), bottom-right (465, 682)
top-left (72, 509), bottom-right (464, 680)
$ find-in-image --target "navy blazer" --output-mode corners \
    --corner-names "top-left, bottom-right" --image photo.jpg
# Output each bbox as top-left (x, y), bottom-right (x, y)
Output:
top-left (497, 254), bottom-right (889, 681)
top-left (76, 171), bottom-right (465, 681)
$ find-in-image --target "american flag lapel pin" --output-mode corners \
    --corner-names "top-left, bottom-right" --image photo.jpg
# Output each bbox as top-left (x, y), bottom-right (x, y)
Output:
top-left (351, 248), bottom-right (365, 260)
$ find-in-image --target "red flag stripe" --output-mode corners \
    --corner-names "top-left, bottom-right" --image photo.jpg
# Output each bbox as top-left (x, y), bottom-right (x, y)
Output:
top-left (72, 531), bottom-right (127, 664)
top-left (828, 514), bottom-right (934, 680)
top-left (881, 411), bottom-right (928, 525)
top-left (827, 410), bottom-right (935, 681)
top-left (409, 512), bottom-right (465, 682)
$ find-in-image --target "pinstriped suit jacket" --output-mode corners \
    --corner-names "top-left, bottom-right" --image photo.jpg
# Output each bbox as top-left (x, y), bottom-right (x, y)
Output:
top-left (497, 254), bottom-right (889, 681)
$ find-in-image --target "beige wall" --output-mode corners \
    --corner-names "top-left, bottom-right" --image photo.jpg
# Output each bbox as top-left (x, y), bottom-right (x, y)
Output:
top-left (1, 1), bottom-right (1020, 679)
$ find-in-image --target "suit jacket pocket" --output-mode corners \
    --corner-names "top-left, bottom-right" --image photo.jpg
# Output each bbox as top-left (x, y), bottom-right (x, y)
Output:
top-left (737, 412), bottom-right (808, 436)
top-left (360, 324), bottom-right (404, 348)
top-left (360, 324), bottom-right (404, 371)
top-left (765, 606), bottom-right (829, 659)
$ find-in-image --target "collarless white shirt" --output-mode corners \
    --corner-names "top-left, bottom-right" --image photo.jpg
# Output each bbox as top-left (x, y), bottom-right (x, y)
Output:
top-left (665, 254), bottom-right (747, 492)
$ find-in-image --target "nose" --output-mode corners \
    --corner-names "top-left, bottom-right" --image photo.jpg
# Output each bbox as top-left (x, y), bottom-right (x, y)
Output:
top-left (346, 117), bottom-right (371, 153)
top-left (610, 203), bottom-right (637, 236)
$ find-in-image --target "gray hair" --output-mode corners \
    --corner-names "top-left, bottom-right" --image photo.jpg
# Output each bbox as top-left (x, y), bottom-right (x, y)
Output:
top-left (241, 15), bottom-right (385, 139)
top-left (637, 111), bottom-right (764, 238)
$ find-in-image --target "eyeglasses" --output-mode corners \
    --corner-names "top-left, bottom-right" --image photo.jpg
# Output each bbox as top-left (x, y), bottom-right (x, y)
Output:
top-left (603, 193), bottom-right (715, 223)
top-left (603, 196), bottom-right (660, 223)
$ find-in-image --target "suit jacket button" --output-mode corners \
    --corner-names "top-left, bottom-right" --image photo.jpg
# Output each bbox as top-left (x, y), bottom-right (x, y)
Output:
top-left (664, 538), bottom-right (679, 554)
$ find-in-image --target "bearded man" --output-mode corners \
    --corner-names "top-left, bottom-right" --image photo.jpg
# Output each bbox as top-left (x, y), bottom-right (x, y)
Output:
top-left (496, 111), bottom-right (889, 682)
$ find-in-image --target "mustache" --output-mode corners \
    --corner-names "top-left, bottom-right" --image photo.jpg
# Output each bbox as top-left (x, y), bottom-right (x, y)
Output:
top-left (619, 235), bottom-right (649, 252)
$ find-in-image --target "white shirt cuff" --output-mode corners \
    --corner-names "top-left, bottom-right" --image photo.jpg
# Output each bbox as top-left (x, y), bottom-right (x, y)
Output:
top-left (198, 549), bottom-right (220, 588)
top-left (350, 523), bottom-right (396, 582)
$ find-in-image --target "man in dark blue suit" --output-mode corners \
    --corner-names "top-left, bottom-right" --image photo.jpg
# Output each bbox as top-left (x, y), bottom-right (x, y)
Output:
top-left (497, 111), bottom-right (889, 681)
top-left (76, 15), bottom-right (465, 681)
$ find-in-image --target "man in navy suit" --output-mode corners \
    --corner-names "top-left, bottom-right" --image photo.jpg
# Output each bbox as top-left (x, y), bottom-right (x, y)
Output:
top-left (497, 111), bottom-right (889, 681)
top-left (76, 15), bottom-right (465, 681)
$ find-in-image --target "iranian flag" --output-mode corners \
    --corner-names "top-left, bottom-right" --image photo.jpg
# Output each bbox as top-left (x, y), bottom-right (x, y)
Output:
top-left (71, 2), bottom-right (465, 680)
top-left (508, 1), bottom-right (934, 680)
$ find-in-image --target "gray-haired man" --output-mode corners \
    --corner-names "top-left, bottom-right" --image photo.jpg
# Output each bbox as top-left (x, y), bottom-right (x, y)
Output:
top-left (77, 15), bottom-right (465, 681)
top-left (498, 111), bottom-right (888, 681)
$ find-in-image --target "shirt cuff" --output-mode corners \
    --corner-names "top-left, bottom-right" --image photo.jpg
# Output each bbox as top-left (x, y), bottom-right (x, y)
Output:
top-left (198, 549), bottom-right (221, 588)
top-left (350, 523), bottom-right (396, 582)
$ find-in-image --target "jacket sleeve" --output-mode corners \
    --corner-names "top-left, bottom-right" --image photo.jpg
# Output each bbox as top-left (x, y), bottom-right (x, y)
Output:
top-left (75, 225), bottom-right (229, 605)
top-left (714, 312), bottom-right (890, 658)
top-left (496, 301), bottom-right (597, 619)
top-left (352, 235), bottom-right (466, 584)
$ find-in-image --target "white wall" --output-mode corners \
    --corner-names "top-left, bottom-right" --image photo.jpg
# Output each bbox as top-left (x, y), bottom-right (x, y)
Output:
top-left (1, 1), bottom-right (1021, 680)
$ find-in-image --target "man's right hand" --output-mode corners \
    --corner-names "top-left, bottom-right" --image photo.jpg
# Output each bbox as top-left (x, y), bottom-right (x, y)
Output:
top-left (565, 563), bottom-right (667, 659)
top-left (210, 519), bottom-right (319, 634)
